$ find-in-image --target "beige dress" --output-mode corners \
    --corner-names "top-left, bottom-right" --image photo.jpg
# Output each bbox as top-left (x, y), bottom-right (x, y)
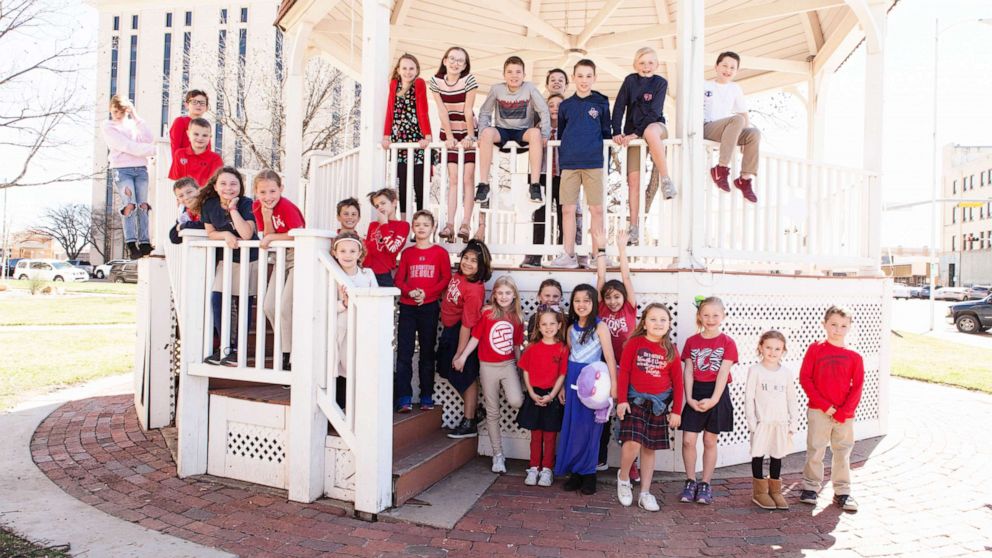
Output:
top-left (745, 363), bottom-right (799, 459)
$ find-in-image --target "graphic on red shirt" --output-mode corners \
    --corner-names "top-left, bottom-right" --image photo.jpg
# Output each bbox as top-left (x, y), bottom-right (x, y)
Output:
top-left (489, 321), bottom-right (516, 356)
top-left (445, 278), bottom-right (463, 305)
top-left (440, 275), bottom-right (484, 329)
top-left (682, 333), bottom-right (738, 383)
top-left (690, 347), bottom-right (725, 373)
top-left (634, 347), bottom-right (665, 378)
top-left (252, 198), bottom-right (304, 234)
top-left (472, 309), bottom-right (523, 363)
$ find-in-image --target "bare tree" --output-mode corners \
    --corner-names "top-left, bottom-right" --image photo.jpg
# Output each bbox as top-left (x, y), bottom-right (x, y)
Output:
top-left (86, 206), bottom-right (122, 261)
top-left (31, 203), bottom-right (91, 260)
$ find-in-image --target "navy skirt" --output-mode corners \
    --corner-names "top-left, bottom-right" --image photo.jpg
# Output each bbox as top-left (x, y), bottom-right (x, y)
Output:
top-left (436, 322), bottom-right (480, 394)
top-left (516, 386), bottom-right (564, 432)
top-left (680, 380), bottom-right (734, 434)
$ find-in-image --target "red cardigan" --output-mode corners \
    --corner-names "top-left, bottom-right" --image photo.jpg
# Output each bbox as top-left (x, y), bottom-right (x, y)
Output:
top-left (383, 78), bottom-right (432, 138)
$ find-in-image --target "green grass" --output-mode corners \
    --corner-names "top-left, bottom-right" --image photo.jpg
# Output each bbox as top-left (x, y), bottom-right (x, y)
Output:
top-left (1, 278), bottom-right (137, 296)
top-left (891, 331), bottom-right (992, 394)
top-left (0, 328), bottom-right (135, 410)
top-left (0, 295), bottom-right (136, 326)
top-left (0, 527), bottom-right (71, 557)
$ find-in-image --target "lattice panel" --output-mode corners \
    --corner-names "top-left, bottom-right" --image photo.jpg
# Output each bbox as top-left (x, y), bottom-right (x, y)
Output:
top-left (226, 424), bottom-right (287, 464)
top-left (169, 302), bottom-right (180, 426)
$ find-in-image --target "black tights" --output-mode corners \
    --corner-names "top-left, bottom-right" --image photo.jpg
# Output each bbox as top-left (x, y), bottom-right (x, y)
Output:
top-left (751, 456), bottom-right (782, 479)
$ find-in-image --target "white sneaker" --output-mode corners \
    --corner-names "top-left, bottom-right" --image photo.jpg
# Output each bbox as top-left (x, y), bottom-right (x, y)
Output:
top-left (545, 252), bottom-right (578, 269)
top-left (538, 467), bottom-right (553, 487)
top-left (638, 491), bottom-right (660, 512)
top-left (661, 176), bottom-right (678, 199)
top-left (524, 466), bottom-right (539, 485)
top-left (617, 472), bottom-right (633, 507)
top-left (492, 453), bottom-right (506, 474)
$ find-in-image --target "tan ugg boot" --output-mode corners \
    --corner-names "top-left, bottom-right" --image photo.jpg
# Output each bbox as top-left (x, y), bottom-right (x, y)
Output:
top-left (751, 478), bottom-right (776, 510)
top-left (768, 478), bottom-right (789, 510)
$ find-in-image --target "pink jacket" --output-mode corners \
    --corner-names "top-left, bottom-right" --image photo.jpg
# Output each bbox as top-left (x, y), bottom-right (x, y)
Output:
top-left (101, 117), bottom-right (155, 168)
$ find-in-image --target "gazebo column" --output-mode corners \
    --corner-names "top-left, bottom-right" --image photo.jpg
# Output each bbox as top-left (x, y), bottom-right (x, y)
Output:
top-left (357, 0), bottom-right (392, 200)
top-left (283, 21), bottom-right (313, 204)
top-left (675, 0), bottom-right (705, 270)
top-left (859, 0), bottom-right (886, 275)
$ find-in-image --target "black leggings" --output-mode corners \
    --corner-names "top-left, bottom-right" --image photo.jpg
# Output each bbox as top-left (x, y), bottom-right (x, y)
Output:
top-left (397, 162), bottom-right (424, 214)
top-left (751, 456), bottom-right (782, 479)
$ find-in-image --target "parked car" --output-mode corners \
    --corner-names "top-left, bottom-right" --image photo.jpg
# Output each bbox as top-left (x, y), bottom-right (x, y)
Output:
top-left (5, 258), bottom-right (22, 276)
top-left (892, 284), bottom-right (915, 299)
top-left (68, 259), bottom-right (94, 276)
top-left (13, 259), bottom-right (90, 282)
top-left (914, 285), bottom-right (932, 299)
top-left (947, 295), bottom-right (992, 333)
top-left (107, 262), bottom-right (138, 284)
top-left (934, 287), bottom-right (970, 301)
top-left (966, 285), bottom-right (990, 300)
top-left (94, 259), bottom-right (129, 279)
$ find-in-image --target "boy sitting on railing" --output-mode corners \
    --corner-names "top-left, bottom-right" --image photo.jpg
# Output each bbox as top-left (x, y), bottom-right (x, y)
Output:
top-left (168, 118), bottom-right (224, 187)
top-left (169, 177), bottom-right (204, 244)
top-left (703, 51), bottom-right (761, 203)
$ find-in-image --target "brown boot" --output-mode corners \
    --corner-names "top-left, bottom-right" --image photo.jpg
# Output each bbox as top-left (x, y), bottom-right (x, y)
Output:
top-left (768, 478), bottom-right (789, 510)
top-left (751, 478), bottom-right (776, 510)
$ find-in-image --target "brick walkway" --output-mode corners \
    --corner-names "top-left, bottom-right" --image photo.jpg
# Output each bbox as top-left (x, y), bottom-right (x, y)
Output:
top-left (30, 379), bottom-right (992, 557)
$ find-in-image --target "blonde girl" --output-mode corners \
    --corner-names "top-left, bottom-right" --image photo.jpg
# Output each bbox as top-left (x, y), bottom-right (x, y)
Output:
top-left (331, 232), bottom-right (378, 408)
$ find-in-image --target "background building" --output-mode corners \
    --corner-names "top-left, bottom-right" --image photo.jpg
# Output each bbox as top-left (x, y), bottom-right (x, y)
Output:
top-left (940, 144), bottom-right (992, 286)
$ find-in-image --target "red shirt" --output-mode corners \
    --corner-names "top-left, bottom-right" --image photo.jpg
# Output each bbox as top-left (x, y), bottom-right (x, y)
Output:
top-left (518, 341), bottom-right (568, 389)
top-left (168, 147), bottom-right (223, 186)
top-left (799, 341), bottom-right (864, 424)
top-left (471, 308), bottom-right (523, 363)
top-left (169, 116), bottom-right (212, 156)
top-left (364, 220), bottom-right (410, 274)
top-left (394, 244), bottom-right (452, 306)
top-left (252, 197), bottom-right (305, 234)
top-left (618, 336), bottom-right (684, 411)
top-left (440, 273), bottom-right (485, 328)
top-left (599, 301), bottom-right (637, 362)
top-left (681, 333), bottom-right (739, 383)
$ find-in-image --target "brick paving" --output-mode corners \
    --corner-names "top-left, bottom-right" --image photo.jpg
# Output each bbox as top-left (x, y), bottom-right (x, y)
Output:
top-left (30, 379), bottom-right (992, 557)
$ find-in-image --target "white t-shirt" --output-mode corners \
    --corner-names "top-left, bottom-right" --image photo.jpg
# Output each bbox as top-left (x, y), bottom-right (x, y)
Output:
top-left (703, 80), bottom-right (747, 123)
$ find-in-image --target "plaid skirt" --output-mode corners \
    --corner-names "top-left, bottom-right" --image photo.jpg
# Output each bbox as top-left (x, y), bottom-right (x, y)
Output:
top-left (619, 399), bottom-right (672, 450)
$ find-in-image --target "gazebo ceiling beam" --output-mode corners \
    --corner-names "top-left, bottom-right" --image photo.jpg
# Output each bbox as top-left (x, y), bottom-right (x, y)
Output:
top-left (576, 0), bottom-right (626, 47)
top-left (735, 70), bottom-right (806, 95)
top-left (843, 0), bottom-right (882, 53)
top-left (800, 11), bottom-right (825, 55)
top-left (472, 50), bottom-right (563, 71)
top-left (391, 0), bottom-right (414, 25)
top-left (500, 0), bottom-right (572, 49)
top-left (391, 25), bottom-right (561, 52)
top-left (595, 46), bottom-right (810, 74)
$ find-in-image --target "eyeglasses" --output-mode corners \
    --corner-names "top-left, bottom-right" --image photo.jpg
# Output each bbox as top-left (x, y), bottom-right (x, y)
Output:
top-left (446, 57), bottom-right (466, 64)
top-left (189, 99), bottom-right (207, 106)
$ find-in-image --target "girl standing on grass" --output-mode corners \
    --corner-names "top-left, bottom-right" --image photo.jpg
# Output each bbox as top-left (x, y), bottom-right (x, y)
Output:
top-left (331, 232), bottom-right (378, 408)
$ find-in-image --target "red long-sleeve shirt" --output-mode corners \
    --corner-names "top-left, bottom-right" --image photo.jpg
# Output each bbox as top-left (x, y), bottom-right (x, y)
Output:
top-left (394, 244), bottom-right (452, 306)
top-left (799, 341), bottom-right (864, 424)
top-left (383, 78), bottom-right (432, 138)
top-left (618, 336), bottom-right (684, 413)
top-left (364, 220), bottom-right (410, 274)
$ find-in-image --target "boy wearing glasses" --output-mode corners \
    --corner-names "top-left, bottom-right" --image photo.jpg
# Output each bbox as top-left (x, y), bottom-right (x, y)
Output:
top-left (169, 89), bottom-right (212, 157)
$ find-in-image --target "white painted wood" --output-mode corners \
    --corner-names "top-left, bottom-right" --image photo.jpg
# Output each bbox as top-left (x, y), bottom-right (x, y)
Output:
top-left (207, 394), bottom-right (289, 489)
top-left (859, 0), bottom-right (886, 275)
top-left (134, 258), bottom-right (174, 430)
top-left (176, 229), bottom-right (210, 477)
top-left (677, 0), bottom-right (706, 270)
top-left (283, 20), bottom-right (314, 202)
top-left (357, 0), bottom-right (391, 203)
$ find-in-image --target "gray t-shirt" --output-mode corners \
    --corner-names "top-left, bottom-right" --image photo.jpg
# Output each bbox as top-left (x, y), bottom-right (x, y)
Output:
top-left (478, 82), bottom-right (551, 139)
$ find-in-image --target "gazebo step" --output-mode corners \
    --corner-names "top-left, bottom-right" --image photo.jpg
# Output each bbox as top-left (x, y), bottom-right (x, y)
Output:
top-left (392, 407), bottom-right (443, 456)
top-left (392, 431), bottom-right (477, 507)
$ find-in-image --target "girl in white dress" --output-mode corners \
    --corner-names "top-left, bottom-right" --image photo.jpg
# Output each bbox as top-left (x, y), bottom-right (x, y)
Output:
top-left (745, 330), bottom-right (798, 510)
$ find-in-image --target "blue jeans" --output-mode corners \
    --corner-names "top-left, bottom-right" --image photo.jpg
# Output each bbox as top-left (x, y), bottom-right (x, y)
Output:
top-left (395, 301), bottom-right (440, 406)
top-left (112, 166), bottom-right (149, 243)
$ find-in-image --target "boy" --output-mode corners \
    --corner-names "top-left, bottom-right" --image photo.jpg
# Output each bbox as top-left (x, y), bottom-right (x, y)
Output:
top-left (336, 197), bottom-right (361, 236)
top-left (168, 118), bottom-right (223, 186)
top-left (704, 51), bottom-right (761, 203)
top-left (474, 56), bottom-right (551, 205)
top-left (546, 59), bottom-right (611, 270)
top-left (168, 177), bottom-right (203, 244)
top-left (169, 89), bottom-right (211, 157)
top-left (799, 306), bottom-right (864, 512)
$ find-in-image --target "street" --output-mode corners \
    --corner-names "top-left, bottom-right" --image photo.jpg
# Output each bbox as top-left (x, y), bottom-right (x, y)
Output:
top-left (891, 297), bottom-right (992, 349)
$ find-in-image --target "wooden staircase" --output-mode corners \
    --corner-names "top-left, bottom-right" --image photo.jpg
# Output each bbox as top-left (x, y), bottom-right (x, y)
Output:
top-left (390, 408), bottom-right (477, 507)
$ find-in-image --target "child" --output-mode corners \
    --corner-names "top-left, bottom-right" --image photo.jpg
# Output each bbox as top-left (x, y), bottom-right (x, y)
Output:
top-left (547, 59), bottom-right (610, 270)
top-left (611, 47), bottom-right (676, 245)
top-left (745, 330), bottom-right (798, 510)
top-left (169, 178), bottom-right (204, 244)
top-left (525, 278), bottom-right (564, 338)
top-left (382, 53), bottom-right (433, 217)
top-left (453, 275), bottom-right (525, 473)
top-left (253, 170), bottom-right (305, 371)
top-left (168, 118), bottom-right (224, 187)
top-left (363, 188), bottom-right (410, 288)
top-left (799, 306), bottom-right (864, 512)
top-left (680, 296), bottom-right (738, 505)
top-left (521, 93), bottom-right (564, 269)
top-left (555, 283), bottom-right (617, 495)
top-left (516, 305), bottom-right (568, 487)
top-left (336, 198), bottom-right (361, 236)
top-left (545, 68), bottom-right (568, 97)
top-left (474, 56), bottom-right (551, 207)
top-left (197, 167), bottom-right (257, 367)
top-left (332, 232), bottom-right (378, 408)
top-left (169, 89), bottom-right (211, 157)
top-left (394, 210), bottom-right (452, 412)
top-left (704, 51), bottom-right (761, 203)
top-left (615, 303), bottom-right (684, 511)
top-left (440, 240), bottom-right (493, 439)
top-left (428, 47), bottom-right (479, 243)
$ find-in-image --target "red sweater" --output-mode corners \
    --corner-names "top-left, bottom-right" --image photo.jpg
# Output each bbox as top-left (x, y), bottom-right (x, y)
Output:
top-left (169, 116), bottom-right (212, 156)
top-left (168, 147), bottom-right (223, 186)
top-left (618, 336), bottom-right (684, 413)
top-left (364, 220), bottom-right (410, 274)
top-left (384, 78), bottom-right (432, 138)
top-left (799, 341), bottom-right (864, 424)
top-left (471, 308), bottom-right (523, 363)
top-left (440, 273), bottom-right (485, 328)
top-left (394, 244), bottom-right (452, 306)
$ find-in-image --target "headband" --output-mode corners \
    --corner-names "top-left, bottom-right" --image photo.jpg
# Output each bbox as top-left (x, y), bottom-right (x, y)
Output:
top-left (333, 236), bottom-right (362, 249)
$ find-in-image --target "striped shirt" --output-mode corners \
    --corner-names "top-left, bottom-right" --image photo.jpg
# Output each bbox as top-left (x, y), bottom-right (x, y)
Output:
top-left (429, 73), bottom-right (478, 140)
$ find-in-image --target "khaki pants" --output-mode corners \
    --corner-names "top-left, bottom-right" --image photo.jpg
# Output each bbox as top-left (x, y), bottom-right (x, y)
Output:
top-left (802, 408), bottom-right (855, 495)
top-left (479, 360), bottom-right (524, 455)
top-left (703, 115), bottom-right (761, 176)
top-left (263, 266), bottom-right (294, 351)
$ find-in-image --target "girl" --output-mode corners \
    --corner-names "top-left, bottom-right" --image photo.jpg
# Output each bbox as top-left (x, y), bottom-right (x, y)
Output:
top-left (522, 93), bottom-right (564, 269)
top-left (332, 232), bottom-right (378, 408)
top-left (101, 95), bottom-right (155, 260)
top-left (745, 330), bottom-right (798, 510)
top-left (253, 170), bottom-right (305, 371)
top-left (197, 167), bottom-right (258, 367)
top-left (611, 47), bottom-right (676, 245)
top-left (516, 305), bottom-right (568, 487)
top-left (363, 188), bottom-right (410, 288)
top-left (680, 296), bottom-right (739, 505)
top-left (453, 275), bottom-right (525, 473)
top-left (382, 53), bottom-right (434, 217)
top-left (394, 210), bottom-right (452, 412)
top-left (525, 278), bottom-right (563, 340)
top-left (440, 239), bottom-right (493, 439)
top-left (615, 304), bottom-right (683, 512)
top-left (429, 46), bottom-right (482, 243)
top-left (555, 284), bottom-right (617, 495)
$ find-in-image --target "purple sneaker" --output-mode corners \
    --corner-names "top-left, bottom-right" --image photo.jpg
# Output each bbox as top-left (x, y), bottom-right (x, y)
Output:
top-left (679, 479), bottom-right (698, 503)
top-left (695, 482), bottom-right (713, 505)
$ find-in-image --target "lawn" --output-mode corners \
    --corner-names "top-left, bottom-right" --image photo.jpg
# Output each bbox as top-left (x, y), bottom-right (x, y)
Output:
top-left (0, 293), bottom-right (136, 326)
top-left (1, 278), bottom-right (137, 296)
top-left (891, 331), bottom-right (992, 394)
top-left (0, 527), bottom-right (70, 558)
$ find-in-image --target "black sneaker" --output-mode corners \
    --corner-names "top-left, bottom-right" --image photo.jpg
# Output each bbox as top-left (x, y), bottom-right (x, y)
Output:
top-left (447, 418), bottom-right (478, 439)
top-left (799, 490), bottom-right (818, 505)
top-left (474, 182), bottom-right (491, 203)
top-left (204, 349), bottom-right (223, 365)
top-left (520, 255), bottom-right (541, 268)
top-left (220, 350), bottom-right (239, 367)
top-left (127, 241), bottom-right (141, 260)
top-left (563, 473), bottom-right (583, 492)
top-left (833, 494), bottom-right (858, 512)
top-left (281, 353), bottom-right (292, 371)
top-left (529, 183), bottom-right (544, 204)
top-left (580, 474), bottom-right (597, 495)
top-left (139, 243), bottom-right (153, 257)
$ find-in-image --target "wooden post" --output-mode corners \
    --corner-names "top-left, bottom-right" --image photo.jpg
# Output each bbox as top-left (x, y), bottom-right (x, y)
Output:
top-left (676, 0), bottom-right (705, 269)
top-left (134, 257), bottom-right (174, 430)
top-left (861, 1), bottom-right (886, 275)
top-left (176, 229), bottom-right (210, 477)
top-left (283, 21), bottom-right (313, 204)
top-left (357, 0), bottom-right (392, 197)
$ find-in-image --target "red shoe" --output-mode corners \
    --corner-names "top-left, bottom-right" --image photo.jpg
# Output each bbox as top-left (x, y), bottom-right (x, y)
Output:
top-left (734, 176), bottom-right (758, 203)
top-left (629, 462), bottom-right (640, 483)
top-left (710, 165), bottom-right (731, 192)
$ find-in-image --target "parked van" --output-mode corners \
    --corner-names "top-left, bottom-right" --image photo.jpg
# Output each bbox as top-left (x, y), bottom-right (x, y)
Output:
top-left (14, 259), bottom-right (90, 282)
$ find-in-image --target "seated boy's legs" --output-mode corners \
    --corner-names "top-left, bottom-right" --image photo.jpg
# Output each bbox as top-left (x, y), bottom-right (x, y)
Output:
top-left (522, 127), bottom-right (543, 185)
top-left (737, 126), bottom-right (761, 179)
top-left (703, 114), bottom-right (746, 169)
top-left (263, 267), bottom-right (294, 360)
top-left (476, 127), bottom-right (501, 185)
top-left (132, 167), bottom-right (151, 244)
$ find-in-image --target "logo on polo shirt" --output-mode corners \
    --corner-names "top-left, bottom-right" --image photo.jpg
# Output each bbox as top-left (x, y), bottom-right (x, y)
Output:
top-left (588, 107), bottom-right (599, 120)
top-left (179, 158), bottom-right (189, 165)
top-left (489, 320), bottom-right (515, 355)
top-left (643, 93), bottom-right (653, 102)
